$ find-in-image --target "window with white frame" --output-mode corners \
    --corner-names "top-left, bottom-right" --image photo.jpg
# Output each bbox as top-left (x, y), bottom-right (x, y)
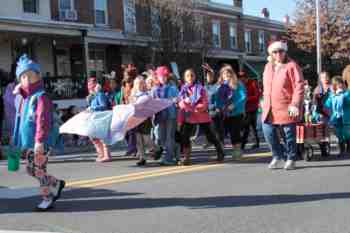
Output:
top-left (244, 30), bottom-right (252, 53)
top-left (151, 6), bottom-right (161, 37)
top-left (212, 21), bottom-right (221, 48)
top-left (23, 0), bottom-right (39, 14)
top-left (124, 0), bottom-right (137, 33)
top-left (95, 0), bottom-right (108, 25)
top-left (258, 31), bottom-right (266, 53)
top-left (229, 24), bottom-right (237, 49)
top-left (60, 0), bottom-right (74, 10)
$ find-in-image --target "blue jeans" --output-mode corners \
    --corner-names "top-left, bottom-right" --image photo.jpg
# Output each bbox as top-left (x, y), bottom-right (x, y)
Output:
top-left (262, 123), bottom-right (297, 161)
top-left (158, 119), bottom-right (177, 162)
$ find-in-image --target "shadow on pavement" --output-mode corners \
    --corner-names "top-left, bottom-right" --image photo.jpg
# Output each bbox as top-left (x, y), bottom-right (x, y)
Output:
top-left (2, 191), bottom-right (350, 214)
top-left (0, 188), bottom-right (143, 214)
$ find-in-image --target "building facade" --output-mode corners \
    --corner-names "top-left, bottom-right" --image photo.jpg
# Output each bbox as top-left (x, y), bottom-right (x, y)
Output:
top-left (0, 0), bottom-right (285, 106)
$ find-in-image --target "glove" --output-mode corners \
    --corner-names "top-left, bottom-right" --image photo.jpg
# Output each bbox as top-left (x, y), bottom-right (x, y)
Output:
top-left (86, 107), bottom-right (92, 112)
top-left (288, 106), bottom-right (300, 117)
top-left (12, 84), bottom-right (22, 95)
top-left (34, 142), bottom-right (45, 155)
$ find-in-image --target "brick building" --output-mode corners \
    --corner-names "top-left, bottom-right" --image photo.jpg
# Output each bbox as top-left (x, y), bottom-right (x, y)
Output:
top-left (0, 0), bottom-right (285, 106)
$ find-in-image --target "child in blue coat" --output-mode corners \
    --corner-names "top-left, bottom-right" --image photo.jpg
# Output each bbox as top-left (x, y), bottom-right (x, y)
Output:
top-left (87, 77), bottom-right (112, 162)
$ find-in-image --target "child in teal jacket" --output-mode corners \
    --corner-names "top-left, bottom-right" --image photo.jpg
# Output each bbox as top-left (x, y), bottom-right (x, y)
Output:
top-left (324, 76), bottom-right (350, 155)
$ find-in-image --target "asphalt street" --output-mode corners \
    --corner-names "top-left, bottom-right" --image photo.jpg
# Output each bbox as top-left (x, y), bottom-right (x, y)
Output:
top-left (1, 145), bottom-right (350, 233)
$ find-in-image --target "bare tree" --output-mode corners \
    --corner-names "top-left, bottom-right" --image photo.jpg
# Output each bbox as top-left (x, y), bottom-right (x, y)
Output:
top-left (138, 0), bottom-right (210, 71)
top-left (289, 0), bottom-right (350, 60)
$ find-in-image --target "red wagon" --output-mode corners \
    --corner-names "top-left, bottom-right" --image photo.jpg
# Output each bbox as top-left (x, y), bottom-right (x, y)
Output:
top-left (296, 123), bottom-right (331, 161)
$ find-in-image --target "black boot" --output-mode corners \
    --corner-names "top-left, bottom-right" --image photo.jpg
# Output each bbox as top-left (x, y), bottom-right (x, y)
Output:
top-left (338, 143), bottom-right (346, 157)
top-left (347, 141), bottom-right (350, 154)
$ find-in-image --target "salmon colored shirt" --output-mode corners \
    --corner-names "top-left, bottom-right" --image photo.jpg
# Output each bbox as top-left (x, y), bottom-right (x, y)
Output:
top-left (262, 59), bottom-right (304, 125)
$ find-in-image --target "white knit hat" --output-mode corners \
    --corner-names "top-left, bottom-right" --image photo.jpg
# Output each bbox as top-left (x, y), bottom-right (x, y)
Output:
top-left (268, 41), bottom-right (288, 55)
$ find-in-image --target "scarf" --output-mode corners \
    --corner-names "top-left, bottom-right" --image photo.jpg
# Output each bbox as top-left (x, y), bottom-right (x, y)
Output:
top-left (179, 83), bottom-right (203, 106)
top-left (217, 83), bottom-right (233, 106)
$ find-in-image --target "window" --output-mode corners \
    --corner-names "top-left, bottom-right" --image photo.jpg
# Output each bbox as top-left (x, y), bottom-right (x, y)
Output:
top-left (212, 21), bottom-right (221, 48)
top-left (124, 0), bottom-right (136, 33)
top-left (95, 0), bottom-right (108, 25)
top-left (151, 6), bottom-right (161, 37)
top-left (23, 0), bottom-right (38, 14)
top-left (229, 24), bottom-right (237, 49)
top-left (258, 31), bottom-right (266, 53)
top-left (244, 30), bottom-right (252, 53)
top-left (60, 0), bottom-right (74, 10)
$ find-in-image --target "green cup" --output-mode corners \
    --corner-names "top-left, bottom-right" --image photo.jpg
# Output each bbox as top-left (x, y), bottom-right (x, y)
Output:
top-left (7, 148), bottom-right (21, 172)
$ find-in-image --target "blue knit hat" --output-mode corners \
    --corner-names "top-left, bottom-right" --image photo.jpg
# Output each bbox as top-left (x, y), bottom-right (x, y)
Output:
top-left (16, 54), bottom-right (41, 78)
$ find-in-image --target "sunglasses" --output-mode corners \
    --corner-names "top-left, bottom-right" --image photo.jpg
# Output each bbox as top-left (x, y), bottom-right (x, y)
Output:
top-left (272, 50), bottom-right (285, 54)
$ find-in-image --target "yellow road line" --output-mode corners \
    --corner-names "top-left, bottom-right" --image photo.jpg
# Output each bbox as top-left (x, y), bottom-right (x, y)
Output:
top-left (67, 166), bottom-right (189, 187)
top-left (74, 164), bottom-right (224, 188)
top-left (67, 152), bottom-right (272, 188)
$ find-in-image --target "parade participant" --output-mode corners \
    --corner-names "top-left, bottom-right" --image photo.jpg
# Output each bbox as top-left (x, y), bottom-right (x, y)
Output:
top-left (342, 66), bottom-right (350, 152)
top-left (325, 76), bottom-right (350, 156)
top-left (216, 65), bottom-right (247, 159)
top-left (152, 66), bottom-right (178, 165)
top-left (13, 54), bottom-right (65, 211)
top-left (130, 76), bottom-right (161, 166)
top-left (178, 69), bottom-right (225, 165)
top-left (239, 71), bottom-right (260, 150)
top-left (324, 76), bottom-right (350, 156)
top-left (0, 90), bottom-right (3, 159)
top-left (86, 77), bottom-right (112, 162)
top-left (121, 64), bottom-right (138, 157)
top-left (262, 41), bottom-right (304, 170)
top-left (313, 72), bottom-right (331, 123)
top-left (105, 71), bottom-right (122, 107)
top-left (202, 63), bottom-right (219, 149)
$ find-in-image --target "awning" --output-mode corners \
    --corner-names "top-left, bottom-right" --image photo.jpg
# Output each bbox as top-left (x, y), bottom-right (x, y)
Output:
top-left (243, 61), bottom-right (266, 80)
top-left (0, 17), bottom-right (89, 36)
top-left (87, 29), bottom-right (151, 47)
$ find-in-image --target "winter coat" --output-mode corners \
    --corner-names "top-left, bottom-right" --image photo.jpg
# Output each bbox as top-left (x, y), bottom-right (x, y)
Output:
top-left (205, 83), bottom-right (219, 117)
top-left (227, 81), bottom-right (247, 117)
top-left (214, 81), bottom-right (247, 117)
top-left (13, 81), bottom-right (55, 150)
top-left (151, 83), bottom-right (178, 123)
top-left (243, 79), bottom-right (260, 113)
top-left (178, 84), bottom-right (211, 124)
top-left (262, 59), bottom-right (304, 124)
top-left (88, 91), bottom-right (110, 112)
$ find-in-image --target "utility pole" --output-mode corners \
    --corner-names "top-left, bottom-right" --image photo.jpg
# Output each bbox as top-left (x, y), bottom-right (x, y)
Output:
top-left (316, 0), bottom-right (322, 75)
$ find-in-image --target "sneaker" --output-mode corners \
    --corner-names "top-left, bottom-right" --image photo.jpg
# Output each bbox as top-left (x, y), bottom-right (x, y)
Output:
top-left (51, 180), bottom-right (66, 202)
top-left (284, 160), bottom-right (296, 170)
top-left (36, 198), bottom-right (54, 211)
top-left (137, 159), bottom-right (146, 166)
top-left (268, 158), bottom-right (282, 169)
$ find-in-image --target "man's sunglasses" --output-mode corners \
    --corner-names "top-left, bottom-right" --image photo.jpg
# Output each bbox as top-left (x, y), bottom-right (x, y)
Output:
top-left (272, 50), bottom-right (285, 54)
